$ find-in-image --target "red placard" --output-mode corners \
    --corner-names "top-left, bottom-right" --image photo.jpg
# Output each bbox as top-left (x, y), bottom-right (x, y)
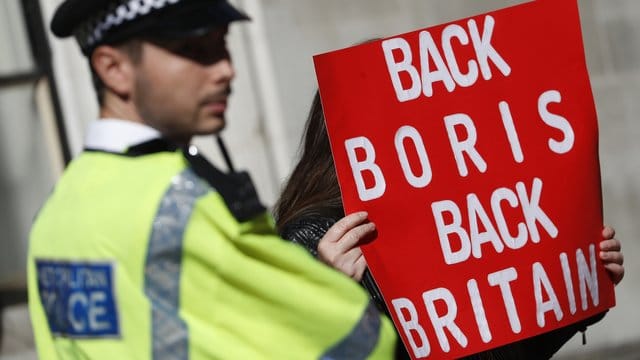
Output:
top-left (314, 0), bottom-right (615, 358)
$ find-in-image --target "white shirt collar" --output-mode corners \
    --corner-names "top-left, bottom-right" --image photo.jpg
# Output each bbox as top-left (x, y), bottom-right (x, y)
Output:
top-left (84, 119), bottom-right (162, 153)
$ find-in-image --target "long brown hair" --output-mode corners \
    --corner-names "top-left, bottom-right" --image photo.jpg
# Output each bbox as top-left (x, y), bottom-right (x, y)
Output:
top-left (274, 91), bottom-right (344, 232)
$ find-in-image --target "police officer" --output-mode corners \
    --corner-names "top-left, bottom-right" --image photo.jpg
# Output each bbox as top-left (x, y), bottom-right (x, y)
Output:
top-left (27, 0), bottom-right (397, 358)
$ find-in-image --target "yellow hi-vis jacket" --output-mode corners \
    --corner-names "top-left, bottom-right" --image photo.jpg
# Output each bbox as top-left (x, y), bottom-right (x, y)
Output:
top-left (28, 120), bottom-right (396, 359)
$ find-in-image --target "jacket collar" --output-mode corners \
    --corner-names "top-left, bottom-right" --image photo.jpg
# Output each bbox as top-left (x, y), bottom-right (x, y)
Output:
top-left (84, 119), bottom-right (161, 153)
top-left (84, 119), bottom-right (266, 222)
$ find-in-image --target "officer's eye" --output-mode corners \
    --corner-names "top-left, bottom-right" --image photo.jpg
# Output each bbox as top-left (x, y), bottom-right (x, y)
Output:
top-left (162, 37), bottom-right (230, 65)
top-left (173, 42), bottom-right (202, 58)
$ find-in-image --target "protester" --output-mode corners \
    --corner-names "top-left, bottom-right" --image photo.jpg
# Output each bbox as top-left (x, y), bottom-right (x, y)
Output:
top-left (27, 1), bottom-right (398, 358)
top-left (275, 90), bottom-right (625, 359)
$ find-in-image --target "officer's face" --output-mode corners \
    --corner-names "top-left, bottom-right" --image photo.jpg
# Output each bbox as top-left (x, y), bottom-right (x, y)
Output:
top-left (132, 27), bottom-right (234, 143)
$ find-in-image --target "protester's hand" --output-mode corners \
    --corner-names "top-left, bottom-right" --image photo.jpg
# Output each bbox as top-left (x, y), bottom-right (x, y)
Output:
top-left (318, 211), bottom-right (375, 282)
top-left (600, 226), bottom-right (624, 285)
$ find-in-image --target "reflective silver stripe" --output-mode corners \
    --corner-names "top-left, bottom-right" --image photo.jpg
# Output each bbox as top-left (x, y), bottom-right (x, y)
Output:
top-left (320, 300), bottom-right (381, 360)
top-left (145, 169), bottom-right (209, 360)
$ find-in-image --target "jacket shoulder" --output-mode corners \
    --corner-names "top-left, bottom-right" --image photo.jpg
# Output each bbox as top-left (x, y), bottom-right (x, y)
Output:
top-left (280, 216), bottom-right (337, 257)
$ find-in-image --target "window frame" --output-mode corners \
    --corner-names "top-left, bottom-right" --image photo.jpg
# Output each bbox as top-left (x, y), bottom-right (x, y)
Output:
top-left (0, 0), bottom-right (71, 165)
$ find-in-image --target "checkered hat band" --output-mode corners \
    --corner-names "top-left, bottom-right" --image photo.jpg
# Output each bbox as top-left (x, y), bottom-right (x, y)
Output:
top-left (75, 0), bottom-right (182, 51)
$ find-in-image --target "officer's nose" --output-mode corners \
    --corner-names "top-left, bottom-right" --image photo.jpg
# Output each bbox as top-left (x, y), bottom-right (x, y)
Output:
top-left (210, 57), bottom-right (235, 85)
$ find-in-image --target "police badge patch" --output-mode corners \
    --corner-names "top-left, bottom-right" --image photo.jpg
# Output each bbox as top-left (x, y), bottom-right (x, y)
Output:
top-left (36, 260), bottom-right (120, 338)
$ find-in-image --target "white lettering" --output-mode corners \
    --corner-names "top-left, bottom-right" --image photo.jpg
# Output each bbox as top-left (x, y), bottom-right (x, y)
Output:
top-left (467, 279), bottom-right (492, 343)
top-left (432, 200), bottom-right (471, 265)
top-left (345, 137), bottom-right (386, 201)
top-left (391, 298), bottom-right (431, 358)
top-left (444, 113), bottom-right (488, 177)
top-left (467, 193), bottom-right (504, 259)
top-left (490, 187), bottom-right (528, 249)
top-left (419, 30), bottom-right (456, 97)
top-left (68, 292), bottom-right (88, 331)
top-left (538, 90), bottom-right (574, 154)
top-left (423, 288), bottom-right (468, 353)
top-left (488, 268), bottom-right (521, 333)
top-left (382, 38), bottom-right (421, 102)
top-left (577, 244), bottom-right (599, 310)
top-left (533, 262), bottom-right (563, 327)
top-left (88, 291), bottom-right (111, 331)
top-left (559, 252), bottom-right (577, 315)
top-left (395, 125), bottom-right (433, 188)
top-left (499, 101), bottom-right (524, 163)
top-left (516, 178), bottom-right (558, 242)
top-left (383, 16), bottom-right (510, 101)
top-left (467, 15), bottom-right (511, 80)
top-left (442, 24), bottom-right (479, 87)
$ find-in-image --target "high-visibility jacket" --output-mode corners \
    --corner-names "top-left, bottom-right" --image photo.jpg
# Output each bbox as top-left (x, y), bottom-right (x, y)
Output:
top-left (28, 120), bottom-right (396, 359)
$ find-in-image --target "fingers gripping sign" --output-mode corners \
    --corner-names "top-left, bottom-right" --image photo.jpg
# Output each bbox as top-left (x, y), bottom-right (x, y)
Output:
top-left (319, 212), bottom-right (376, 281)
top-left (600, 226), bottom-right (624, 285)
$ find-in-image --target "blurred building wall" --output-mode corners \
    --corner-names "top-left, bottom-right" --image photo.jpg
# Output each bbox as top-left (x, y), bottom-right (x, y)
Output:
top-left (0, 0), bottom-right (58, 287)
top-left (577, 0), bottom-right (640, 354)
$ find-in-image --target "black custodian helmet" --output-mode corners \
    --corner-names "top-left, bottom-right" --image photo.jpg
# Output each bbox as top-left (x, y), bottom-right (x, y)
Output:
top-left (50, 0), bottom-right (250, 55)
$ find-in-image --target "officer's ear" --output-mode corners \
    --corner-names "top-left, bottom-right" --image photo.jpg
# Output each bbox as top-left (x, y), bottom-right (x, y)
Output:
top-left (91, 43), bottom-right (138, 99)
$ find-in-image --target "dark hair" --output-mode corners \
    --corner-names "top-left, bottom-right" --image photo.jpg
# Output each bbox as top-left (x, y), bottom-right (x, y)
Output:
top-left (89, 40), bottom-right (143, 106)
top-left (274, 91), bottom-right (345, 232)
